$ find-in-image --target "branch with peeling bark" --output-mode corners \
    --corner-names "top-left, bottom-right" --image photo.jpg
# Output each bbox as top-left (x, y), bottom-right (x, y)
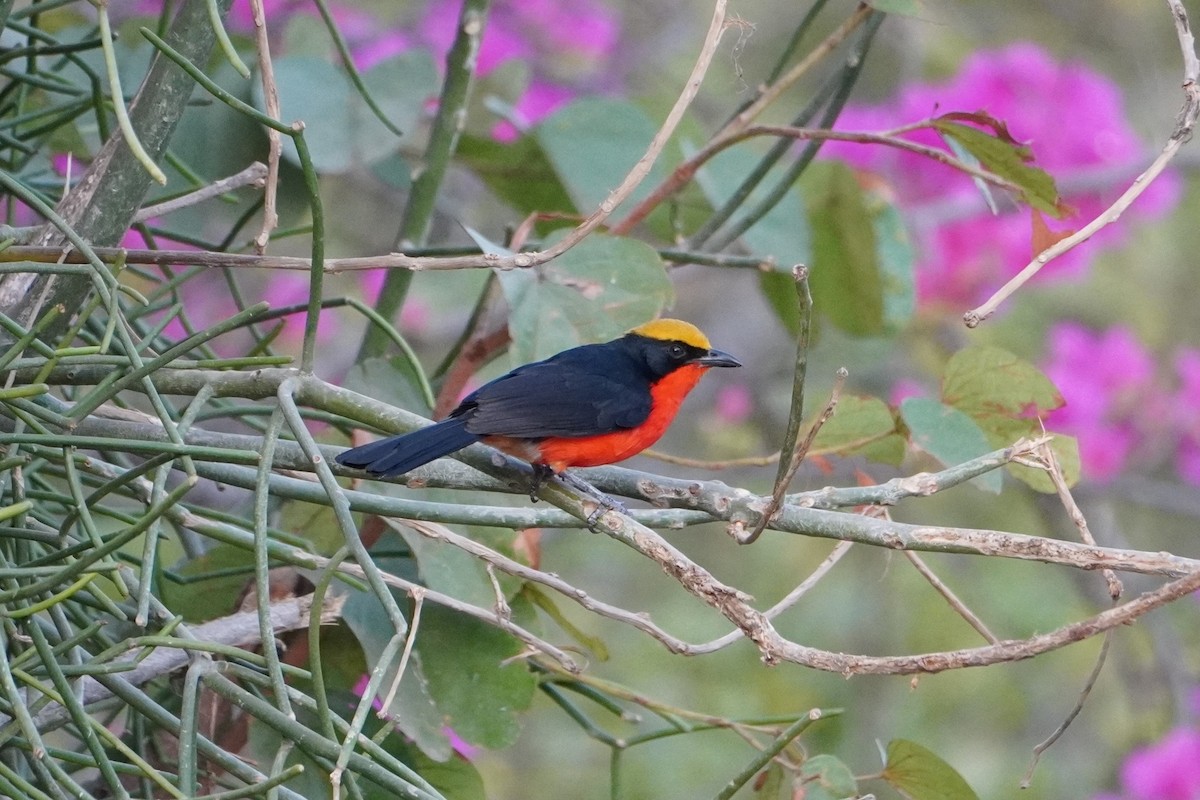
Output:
top-left (5, 363), bottom-right (1200, 679)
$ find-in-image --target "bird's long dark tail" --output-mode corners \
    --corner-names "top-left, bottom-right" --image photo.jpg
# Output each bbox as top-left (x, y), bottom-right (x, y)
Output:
top-left (335, 416), bottom-right (478, 477)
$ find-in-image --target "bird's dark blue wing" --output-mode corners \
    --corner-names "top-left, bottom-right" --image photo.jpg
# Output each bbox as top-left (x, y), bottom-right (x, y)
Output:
top-left (461, 346), bottom-right (652, 438)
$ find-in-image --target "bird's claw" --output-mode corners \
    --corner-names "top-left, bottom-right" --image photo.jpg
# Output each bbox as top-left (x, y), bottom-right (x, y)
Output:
top-left (584, 494), bottom-right (628, 532)
top-left (528, 463), bottom-right (554, 502)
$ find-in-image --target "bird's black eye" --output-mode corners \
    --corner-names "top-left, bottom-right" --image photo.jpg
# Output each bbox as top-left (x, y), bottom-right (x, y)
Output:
top-left (668, 343), bottom-right (686, 359)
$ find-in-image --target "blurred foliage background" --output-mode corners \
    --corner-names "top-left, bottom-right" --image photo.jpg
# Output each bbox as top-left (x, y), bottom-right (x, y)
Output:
top-left (1, 0), bottom-right (1199, 798)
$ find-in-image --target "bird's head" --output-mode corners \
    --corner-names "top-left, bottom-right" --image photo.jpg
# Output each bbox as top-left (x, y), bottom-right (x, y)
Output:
top-left (625, 319), bottom-right (741, 379)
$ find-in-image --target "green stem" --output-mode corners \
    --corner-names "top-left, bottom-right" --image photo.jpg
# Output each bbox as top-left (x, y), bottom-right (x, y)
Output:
top-left (775, 269), bottom-right (812, 487)
top-left (0, 0), bottom-right (235, 337)
top-left (359, 0), bottom-right (492, 360)
top-left (200, 671), bottom-right (441, 800)
top-left (704, 13), bottom-right (885, 252)
top-left (311, 0), bottom-right (403, 136)
top-left (715, 710), bottom-right (837, 800)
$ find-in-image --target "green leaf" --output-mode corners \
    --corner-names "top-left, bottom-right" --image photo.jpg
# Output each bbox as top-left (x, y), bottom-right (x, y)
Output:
top-left (383, 514), bottom-right (523, 611)
top-left (979, 417), bottom-right (1082, 493)
top-left (169, 62), bottom-right (265, 184)
top-left (802, 162), bottom-right (884, 336)
top-left (341, 575), bottom-right (452, 761)
top-left (872, 200), bottom-right (916, 333)
top-left (883, 739), bottom-right (980, 800)
top-left (798, 754), bottom-right (858, 800)
top-left (758, 270), bottom-right (804, 335)
top-left (939, 345), bottom-right (1075, 492)
top-left (260, 51), bottom-right (436, 172)
top-left (159, 542), bottom-right (253, 622)
top-left (694, 144), bottom-right (811, 263)
top-left (360, 51), bottom-right (440, 139)
top-left (367, 747), bottom-right (486, 800)
top-left (522, 585), bottom-right (609, 661)
top-left (458, 133), bottom-right (578, 217)
top-left (941, 345), bottom-right (1063, 419)
top-left (280, 12), bottom-right (334, 58)
top-left (536, 98), bottom-right (665, 215)
top-left (278, 500), bottom-right (343, 556)
top-left (900, 398), bottom-right (1001, 493)
top-left (416, 602), bottom-right (538, 749)
top-left (498, 231), bottom-right (673, 364)
top-left (343, 355), bottom-right (433, 417)
top-left (809, 394), bottom-right (904, 466)
top-left (694, 143), bottom-right (816, 335)
top-left (466, 58), bottom-right (530, 138)
top-left (932, 119), bottom-right (1064, 217)
top-left (942, 134), bottom-right (1000, 214)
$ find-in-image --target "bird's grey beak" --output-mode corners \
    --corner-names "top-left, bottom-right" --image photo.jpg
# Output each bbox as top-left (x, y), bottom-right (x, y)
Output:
top-left (695, 348), bottom-right (741, 368)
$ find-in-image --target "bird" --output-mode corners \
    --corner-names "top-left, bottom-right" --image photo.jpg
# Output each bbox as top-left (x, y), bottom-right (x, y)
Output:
top-left (335, 319), bottom-right (741, 492)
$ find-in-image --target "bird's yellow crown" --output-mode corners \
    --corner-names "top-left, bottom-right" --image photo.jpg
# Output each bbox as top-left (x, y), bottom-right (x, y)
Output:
top-left (629, 318), bottom-right (711, 349)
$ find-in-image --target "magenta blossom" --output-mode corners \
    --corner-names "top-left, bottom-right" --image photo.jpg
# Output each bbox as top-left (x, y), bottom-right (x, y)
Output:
top-left (1171, 350), bottom-right (1200, 485)
top-left (492, 81), bottom-right (576, 141)
top-left (120, 0), bottom-right (620, 139)
top-left (714, 384), bottom-right (753, 424)
top-left (821, 43), bottom-right (1180, 308)
top-left (1041, 323), bottom-right (1165, 482)
top-left (420, 0), bottom-right (620, 135)
top-left (1116, 727), bottom-right (1200, 800)
top-left (263, 273), bottom-right (334, 345)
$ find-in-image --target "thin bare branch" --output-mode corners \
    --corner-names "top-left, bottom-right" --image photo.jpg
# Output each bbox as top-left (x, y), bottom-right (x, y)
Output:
top-left (250, 0), bottom-right (281, 252)
top-left (964, 0), bottom-right (1199, 325)
top-left (133, 162), bottom-right (269, 223)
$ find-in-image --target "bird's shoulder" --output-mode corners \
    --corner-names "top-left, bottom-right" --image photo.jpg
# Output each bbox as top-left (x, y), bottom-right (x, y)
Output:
top-left (458, 342), bottom-right (653, 437)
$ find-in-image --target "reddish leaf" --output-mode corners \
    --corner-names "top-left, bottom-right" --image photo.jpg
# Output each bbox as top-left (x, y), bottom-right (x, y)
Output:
top-left (932, 118), bottom-right (1068, 217)
top-left (1030, 209), bottom-right (1077, 258)
top-left (935, 110), bottom-right (1028, 154)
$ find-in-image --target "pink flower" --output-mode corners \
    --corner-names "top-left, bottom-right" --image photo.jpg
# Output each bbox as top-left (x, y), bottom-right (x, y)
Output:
top-left (351, 674), bottom-right (385, 712)
top-left (1118, 727), bottom-right (1200, 800)
top-left (888, 379), bottom-right (927, 407)
top-left (418, 1), bottom-right (534, 75)
top-left (225, 0), bottom-right (300, 33)
top-left (491, 81), bottom-right (575, 141)
top-left (1171, 350), bottom-right (1200, 485)
top-left (150, 281), bottom-right (239, 350)
top-left (399, 297), bottom-right (431, 335)
top-left (51, 152), bottom-right (78, 177)
top-left (420, 0), bottom-right (618, 139)
top-left (714, 384), bottom-right (753, 424)
top-left (350, 31), bottom-right (412, 71)
top-left (359, 271), bottom-right (387, 304)
top-left (1041, 323), bottom-right (1163, 482)
top-left (444, 727), bottom-right (479, 760)
top-left (822, 43), bottom-right (1180, 308)
top-left (263, 273), bottom-right (334, 344)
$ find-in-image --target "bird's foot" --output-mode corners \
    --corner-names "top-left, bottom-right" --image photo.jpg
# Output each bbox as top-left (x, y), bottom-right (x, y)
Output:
top-left (558, 471), bottom-right (628, 532)
top-left (528, 463), bottom-right (555, 502)
top-left (584, 496), bottom-right (628, 531)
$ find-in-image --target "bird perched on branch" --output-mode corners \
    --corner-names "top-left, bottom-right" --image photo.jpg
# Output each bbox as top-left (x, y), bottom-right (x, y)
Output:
top-left (336, 319), bottom-right (741, 493)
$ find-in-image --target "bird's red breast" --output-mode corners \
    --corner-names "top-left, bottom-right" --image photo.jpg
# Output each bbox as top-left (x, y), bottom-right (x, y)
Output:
top-left (518, 363), bottom-right (710, 472)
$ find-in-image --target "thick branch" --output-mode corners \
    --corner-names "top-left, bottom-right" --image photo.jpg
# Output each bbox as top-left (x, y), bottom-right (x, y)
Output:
top-left (0, 0), bottom-right (235, 332)
top-left (9, 368), bottom-right (1199, 580)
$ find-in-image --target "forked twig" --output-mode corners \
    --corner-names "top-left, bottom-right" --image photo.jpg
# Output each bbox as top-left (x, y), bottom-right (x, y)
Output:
top-left (738, 368), bottom-right (847, 544)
